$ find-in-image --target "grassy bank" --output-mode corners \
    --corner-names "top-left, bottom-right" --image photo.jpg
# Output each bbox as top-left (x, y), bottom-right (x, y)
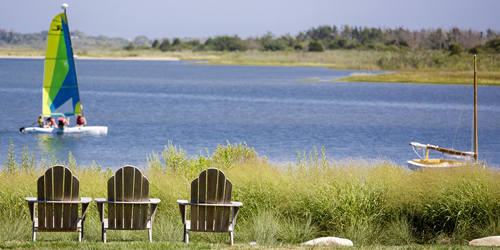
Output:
top-left (2, 47), bottom-right (499, 85)
top-left (1, 142), bottom-right (500, 249)
top-left (336, 70), bottom-right (500, 85)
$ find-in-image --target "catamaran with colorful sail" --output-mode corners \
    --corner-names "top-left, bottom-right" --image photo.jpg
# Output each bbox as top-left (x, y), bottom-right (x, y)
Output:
top-left (20, 4), bottom-right (107, 135)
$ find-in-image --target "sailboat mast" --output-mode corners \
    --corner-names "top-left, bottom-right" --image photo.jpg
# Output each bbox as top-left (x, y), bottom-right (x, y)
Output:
top-left (474, 55), bottom-right (478, 163)
top-left (62, 3), bottom-right (84, 117)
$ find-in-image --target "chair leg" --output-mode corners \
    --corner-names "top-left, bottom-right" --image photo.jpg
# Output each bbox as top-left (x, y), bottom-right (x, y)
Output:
top-left (103, 229), bottom-right (107, 243)
top-left (101, 224), bottom-right (104, 242)
top-left (148, 228), bottom-right (152, 242)
top-left (185, 229), bottom-right (189, 243)
top-left (230, 231), bottom-right (234, 245)
top-left (182, 225), bottom-right (187, 243)
top-left (78, 228), bottom-right (82, 242)
top-left (32, 229), bottom-right (36, 242)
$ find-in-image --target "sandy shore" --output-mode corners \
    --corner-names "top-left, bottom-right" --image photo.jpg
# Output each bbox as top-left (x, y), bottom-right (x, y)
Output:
top-left (0, 55), bottom-right (180, 61)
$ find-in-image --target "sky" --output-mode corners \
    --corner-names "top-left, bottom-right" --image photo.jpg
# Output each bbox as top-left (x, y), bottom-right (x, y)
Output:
top-left (1, 0), bottom-right (499, 40)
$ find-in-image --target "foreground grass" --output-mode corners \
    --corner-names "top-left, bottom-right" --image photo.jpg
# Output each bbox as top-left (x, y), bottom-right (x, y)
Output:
top-left (0, 242), bottom-right (492, 250)
top-left (1, 142), bottom-right (500, 249)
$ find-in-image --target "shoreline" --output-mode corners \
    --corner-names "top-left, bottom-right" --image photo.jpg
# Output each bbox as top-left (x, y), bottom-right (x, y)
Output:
top-left (0, 55), bottom-right (180, 61)
top-left (2, 55), bottom-right (499, 85)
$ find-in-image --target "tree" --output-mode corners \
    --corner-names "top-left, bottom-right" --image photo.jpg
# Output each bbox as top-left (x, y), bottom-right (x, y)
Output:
top-left (486, 38), bottom-right (500, 52)
top-left (448, 43), bottom-right (463, 56)
top-left (172, 38), bottom-right (181, 46)
top-left (123, 42), bottom-right (134, 50)
top-left (308, 40), bottom-right (324, 52)
top-left (152, 39), bottom-right (159, 48)
top-left (133, 36), bottom-right (149, 46)
top-left (204, 36), bottom-right (247, 51)
top-left (159, 39), bottom-right (171, 51)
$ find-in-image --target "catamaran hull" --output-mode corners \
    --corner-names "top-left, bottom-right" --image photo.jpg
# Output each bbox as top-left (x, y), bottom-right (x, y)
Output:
top-left (22, 126), bottom-right (108, 135)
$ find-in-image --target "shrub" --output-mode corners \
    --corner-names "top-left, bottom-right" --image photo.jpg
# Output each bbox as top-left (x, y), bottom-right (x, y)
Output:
top-left (308, 40), bottom-right (324, 52)
top-left (448, 43), bottom-right (463, 56)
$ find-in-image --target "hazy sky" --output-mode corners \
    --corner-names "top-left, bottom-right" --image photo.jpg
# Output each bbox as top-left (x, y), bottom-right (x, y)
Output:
top-left (1, 0), bottom-right (498, 40)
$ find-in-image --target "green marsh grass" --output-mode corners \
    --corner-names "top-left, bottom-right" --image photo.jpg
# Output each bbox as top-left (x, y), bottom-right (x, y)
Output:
top-left (1, 142), bottom-right (500, 248)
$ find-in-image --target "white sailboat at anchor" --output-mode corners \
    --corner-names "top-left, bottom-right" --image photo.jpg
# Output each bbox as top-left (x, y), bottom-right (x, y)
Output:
top-left (407, 55), bottom-right (479, 170)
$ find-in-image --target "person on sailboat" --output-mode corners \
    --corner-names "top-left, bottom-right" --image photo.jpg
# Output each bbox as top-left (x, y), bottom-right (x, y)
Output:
top-left (76, 114), bottom-right (87, 127)
top-left (37, 115), bottom-right (45, 128)
top-left (45, 117), bottom-right (56, 128)
top-left (57, 115), bottom-right (70, 129)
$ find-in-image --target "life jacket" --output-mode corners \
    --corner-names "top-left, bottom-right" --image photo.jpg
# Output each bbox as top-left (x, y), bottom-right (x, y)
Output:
top-left (77, 117), bottom-right (84, 125)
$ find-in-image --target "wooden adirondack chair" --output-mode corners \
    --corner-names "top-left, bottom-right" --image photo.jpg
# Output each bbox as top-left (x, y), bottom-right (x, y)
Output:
top-left (95, 166), bottom-right (161, 243)
top-left (25, 165), bottom-right (91, 242)
top-left (177, 168), bottom-right (243, 245)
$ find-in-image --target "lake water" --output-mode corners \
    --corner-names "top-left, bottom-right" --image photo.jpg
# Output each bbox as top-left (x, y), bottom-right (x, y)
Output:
top-left (1, 58), bottom-right (499, 169)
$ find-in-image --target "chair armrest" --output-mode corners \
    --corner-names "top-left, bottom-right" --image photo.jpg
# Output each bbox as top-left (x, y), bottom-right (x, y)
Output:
top-left (231, 202), bottom-right (243, 207)
top-left (149, 198), bottom-right (161, 204)
top-left (95, 198), bottom-right (106, 203)
top-left (24, 199), bottom-right (92, 204)
top-left (81, 197), bottom-right (92, 203)
top-left (175, 201), bottom-right (243, 207)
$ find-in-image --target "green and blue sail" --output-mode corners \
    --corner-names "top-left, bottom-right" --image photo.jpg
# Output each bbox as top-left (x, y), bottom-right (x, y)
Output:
top-left (42, 13), bottom-right (81, 118)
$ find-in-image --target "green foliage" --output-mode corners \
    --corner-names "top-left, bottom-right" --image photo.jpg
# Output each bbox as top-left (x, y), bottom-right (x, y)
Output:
top-left (172, 38), bottom-right (181, 46)
top-left (20, 145), bottom-right (34, 172)
top-left (448, 43), bottom-right (463, 56)
top-left (486, 38), bottom-right (500, 52)
top-left (151, 39), bottom-right (159, 48)
top-left (68, 151), bottom-right (77, 171)
top-left (3, 138), bottom-right (17, 172)
top-left (212, 141), bottom-right (257, 169)
top-left (278, 215), bottom-right (318, 244)
top-left (123, 42), bottom-right (135, 51)
top-left (241, 210), bottom-right (280, 245)
top-left (159, 39), bottom-right (171, 52)
top-left (258, 32), bottom-right (295, 51)
top-left (308, 40), bottom-right (324, 52)
top-left (204, 36), bottom-right (248, 51)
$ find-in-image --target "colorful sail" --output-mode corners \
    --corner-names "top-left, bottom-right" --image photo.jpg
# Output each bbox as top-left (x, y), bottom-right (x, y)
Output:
top-left (42, 13), bottom-right (81, 118)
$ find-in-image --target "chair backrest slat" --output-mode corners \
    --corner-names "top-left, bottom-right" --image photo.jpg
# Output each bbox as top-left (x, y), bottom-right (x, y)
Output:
top-left (190, 178), bottom-right (199, 231)
top-left (115, 168), bottom-right (124, 229)
top-left (45, 168), bottom-right (54, 229)
top-left (123, 167), bottom-right (134, 229)
top-left (214, 170), bottom-right (226, 232)
top-left (221, 179), bottom-right (233, 232)
top-left (140, 175), bottom-right (149, 230)
top-left (37, 176), bottom-right (46, 229)
top-left (206, 168), bottom-right (218, 232)
top-left (53, 166), bottom-right (64, 230)
top-left (132, 168), bottom-right (142, 229)
top-left (107, 176), bottom-right (116, 229)
top-left (107, 166), bottom-right (150, 230)
top-left (62, 168), bottom-right (72, 229)
top-left (198, 170), bottom-right (207, 231)
top-left (70, 176), bottom-right (80, 230)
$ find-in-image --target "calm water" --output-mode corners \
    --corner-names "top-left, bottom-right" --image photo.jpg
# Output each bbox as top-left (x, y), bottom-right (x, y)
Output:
top-left (1, 58), bottom-right (499, 168)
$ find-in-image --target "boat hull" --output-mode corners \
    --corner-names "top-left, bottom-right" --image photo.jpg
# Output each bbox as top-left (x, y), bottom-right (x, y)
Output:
top-left (407, 159), bottom-right (468, 171)
top-left (22, 126), bottom-right (108, 135)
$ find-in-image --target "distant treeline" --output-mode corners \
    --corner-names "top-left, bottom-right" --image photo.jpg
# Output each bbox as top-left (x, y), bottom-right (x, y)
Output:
top-left (2, 25), bottom-right (500, 54)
